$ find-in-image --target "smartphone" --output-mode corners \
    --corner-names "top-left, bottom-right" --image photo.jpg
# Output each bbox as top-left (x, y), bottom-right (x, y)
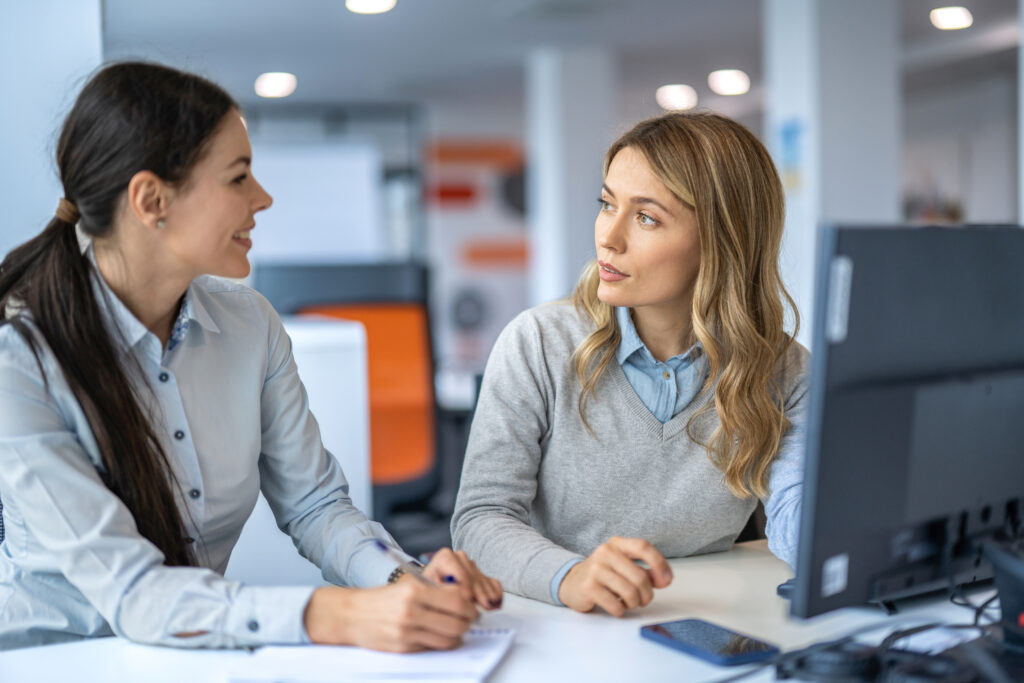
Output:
top-left (640, 618), bottom-right (780, 667)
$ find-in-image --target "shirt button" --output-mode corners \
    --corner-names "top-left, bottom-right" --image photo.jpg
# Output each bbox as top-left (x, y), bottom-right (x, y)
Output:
top-left (174, 430), bottom-right (185, 440)
top-left (247, 620), bottom-right (260, 632)
top-left (158, 372), bottom-right (169, 382)
top-left (189, 488), bottom-right (201, 499)
top-left (662, 371), bottom-right (671, 379)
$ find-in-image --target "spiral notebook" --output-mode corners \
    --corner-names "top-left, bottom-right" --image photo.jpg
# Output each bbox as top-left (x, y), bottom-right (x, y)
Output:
top-left (228, 628), bottom-right (515, 683)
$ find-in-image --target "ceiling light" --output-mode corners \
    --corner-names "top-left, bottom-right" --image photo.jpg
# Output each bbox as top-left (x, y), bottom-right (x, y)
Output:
top-left (929, 6), bottom-right (973, 30)
top-left (655, 84), bottom-right (698, 111)
top-left (254, 72), bottom-right (297, 98)
top-left (346, 0), bottom-right (397, 14)
top-left (707, 69), bottom-right (750, 96)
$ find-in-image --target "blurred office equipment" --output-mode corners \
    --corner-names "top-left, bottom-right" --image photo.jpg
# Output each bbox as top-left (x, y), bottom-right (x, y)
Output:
top-left (226, 317), bottom-right (369, 586)
top-left (253, 262), bottom-right (447, 543)
top-left (793, 225), bottom-right (1024, 658)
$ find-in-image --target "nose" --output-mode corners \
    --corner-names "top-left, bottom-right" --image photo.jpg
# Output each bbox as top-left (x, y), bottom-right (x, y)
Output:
top-left (252, 177), bottom-right (273, 213)
top-left (597, 211), bottom-right (627, 254)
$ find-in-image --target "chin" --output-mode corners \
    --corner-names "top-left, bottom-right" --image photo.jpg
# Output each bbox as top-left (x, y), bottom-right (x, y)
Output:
top-left (596, 284), bottom-right (628, 308)
top-left (216, 260), bottom-right (251, 280)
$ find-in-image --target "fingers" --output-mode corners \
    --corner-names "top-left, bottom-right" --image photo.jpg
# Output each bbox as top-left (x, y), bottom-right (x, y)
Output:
top-left (424, 548), bottom-right (504, 610)
top-left (607, 536), bottom-right (673, 588)
top-left (559, 538), bottom-right (672, 616)
top-left (405, 579), bottom-right (478, 624)
top-left (409, 626), bottom-right (463, 651)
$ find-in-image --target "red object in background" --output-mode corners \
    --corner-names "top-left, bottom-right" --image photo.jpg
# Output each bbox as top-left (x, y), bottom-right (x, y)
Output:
top-left (461, 240), bottom-right (528, 268)
top-left (426, 140), bottom-right (523, 170)
top-left (426, 183), bottom-right (478, 205)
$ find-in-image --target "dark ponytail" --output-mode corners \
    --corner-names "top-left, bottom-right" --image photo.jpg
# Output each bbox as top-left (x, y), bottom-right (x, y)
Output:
top-left (0, 62), bottom-right (237, 567)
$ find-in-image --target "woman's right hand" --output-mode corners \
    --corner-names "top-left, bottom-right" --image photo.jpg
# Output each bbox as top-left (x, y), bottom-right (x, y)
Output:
top-left (303, 580), bottom-right (478, 652)
top-left (557, 536), bottom-right (673, 616)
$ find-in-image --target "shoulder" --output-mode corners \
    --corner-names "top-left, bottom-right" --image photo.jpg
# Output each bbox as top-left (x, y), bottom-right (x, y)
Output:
top-left (0, 317), bottom-right (50, 372)
top-left (493, 300), bottom-right (594, 359)
top-left (502, 300), bottom-right (594, 344)
top-left (189, 275), bottom-right (280, 327)
top-left (776, 338), bottom-right (811, 405)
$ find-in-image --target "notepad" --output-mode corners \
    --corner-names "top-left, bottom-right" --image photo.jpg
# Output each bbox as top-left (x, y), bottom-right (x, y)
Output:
top-left (228, 628), bottom-right (515, 683)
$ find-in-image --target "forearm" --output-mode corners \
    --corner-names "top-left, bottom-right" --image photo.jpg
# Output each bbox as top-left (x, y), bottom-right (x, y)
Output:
top-left (114, 566), bottom-right (314, 648)
top-left (452, 504), bottom-right (582, 604)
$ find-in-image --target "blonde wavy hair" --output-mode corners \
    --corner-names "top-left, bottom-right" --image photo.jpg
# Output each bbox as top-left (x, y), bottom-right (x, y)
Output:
top-left (571, 112), bottom-right (798, 500)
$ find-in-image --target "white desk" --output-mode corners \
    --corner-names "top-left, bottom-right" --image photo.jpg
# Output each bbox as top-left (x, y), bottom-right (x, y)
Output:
top-left (0, 541), bottom-right (979, 683)
top-left (224, 317), bottom-right (370, 587)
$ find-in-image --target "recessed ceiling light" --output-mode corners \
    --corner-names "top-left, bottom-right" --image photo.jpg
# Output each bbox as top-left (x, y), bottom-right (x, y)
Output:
top-left (929, 6), bottom-right (973, 30)
top-left (707, 69), bottom-right (750, 96)
top-left (346, 0), bottom-right (397, 14)
top-left (655, 84), bottom-right (698, 111)
top-left (254, 72), bottom-right (297, 98)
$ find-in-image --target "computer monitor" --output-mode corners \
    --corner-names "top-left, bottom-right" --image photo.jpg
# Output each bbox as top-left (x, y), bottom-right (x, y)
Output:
top-left (791, 225), bottom-right (1024, 647)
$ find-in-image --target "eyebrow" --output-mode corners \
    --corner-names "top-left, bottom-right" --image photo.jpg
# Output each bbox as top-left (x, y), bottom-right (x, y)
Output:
top-left (227, 156), bottom-right (251, 169)
top-left (602, 183), bottom-right (675, 216)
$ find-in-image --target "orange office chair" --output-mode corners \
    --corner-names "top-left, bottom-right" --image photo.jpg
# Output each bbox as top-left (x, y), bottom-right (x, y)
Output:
top-left (253, 263), bottom-right (439, 522)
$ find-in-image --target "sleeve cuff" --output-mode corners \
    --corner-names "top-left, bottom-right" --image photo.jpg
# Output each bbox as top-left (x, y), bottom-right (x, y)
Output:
top-left (227, 585), bottom-right (317, 645)
top-left (549, 558), bottom-right (584, 606)
top-left (344, 538), bottom-right (417, 588)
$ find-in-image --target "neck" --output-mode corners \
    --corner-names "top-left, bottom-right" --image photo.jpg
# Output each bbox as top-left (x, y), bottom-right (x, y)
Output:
top-left (630, 304), bottom-right (694, 362)
top-left (93, 240), bottom-right (190, 346)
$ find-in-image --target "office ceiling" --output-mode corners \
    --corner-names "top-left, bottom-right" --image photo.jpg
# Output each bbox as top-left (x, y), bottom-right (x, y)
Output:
top-left (103, 0), bottom-right (1017, 111)
top-left (102, 0), bottom-right (761, 108)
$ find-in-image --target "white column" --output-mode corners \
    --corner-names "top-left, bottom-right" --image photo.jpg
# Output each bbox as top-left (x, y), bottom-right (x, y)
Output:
top-left (763, 0), bottom-right (901, 347)
top-left (0, 1), bottom-right (102, 257)
top-left (526, 48), bottom-right (617, 305)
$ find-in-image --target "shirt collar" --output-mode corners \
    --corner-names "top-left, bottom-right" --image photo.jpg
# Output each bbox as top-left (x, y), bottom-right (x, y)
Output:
top-left (184, 279), bottom-right (220, 335)
top-left (614, 306), bottom-right (703, 366)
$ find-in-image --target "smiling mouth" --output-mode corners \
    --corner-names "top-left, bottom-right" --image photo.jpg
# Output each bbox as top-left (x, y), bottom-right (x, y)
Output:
top-left (233, 230), bottom-right (251, 239)
top-left (599, 261), bottom-right (627, 276)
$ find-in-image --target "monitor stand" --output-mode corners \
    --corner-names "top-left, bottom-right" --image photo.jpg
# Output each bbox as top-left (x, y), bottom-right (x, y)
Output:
top-left (984, 539), bottom-right (1024, 654)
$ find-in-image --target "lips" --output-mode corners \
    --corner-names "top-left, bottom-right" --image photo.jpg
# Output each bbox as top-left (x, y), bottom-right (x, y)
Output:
top-left (233, 223), bottom-right (255, 239)
top-left (598, 260), bottom-right (628, 282)
top-left (599, 261), bottom-right (627, 276)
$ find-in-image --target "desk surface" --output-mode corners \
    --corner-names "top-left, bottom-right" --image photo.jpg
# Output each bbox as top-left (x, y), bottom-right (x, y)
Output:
top-left (0, 541), bottom-right (976, 683)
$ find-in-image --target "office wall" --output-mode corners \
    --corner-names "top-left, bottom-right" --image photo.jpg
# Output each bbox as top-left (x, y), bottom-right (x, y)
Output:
top-left (903, 72), bottom-right (1018, 224)
top-left (0, 2), bottom-right (102, 257)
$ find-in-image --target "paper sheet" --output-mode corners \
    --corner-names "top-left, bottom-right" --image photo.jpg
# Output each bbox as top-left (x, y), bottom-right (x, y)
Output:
top-left (227, 628), bottom-right (515, 683)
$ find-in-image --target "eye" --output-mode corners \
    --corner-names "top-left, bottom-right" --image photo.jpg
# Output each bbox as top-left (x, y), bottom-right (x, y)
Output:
top-left (597, 198), bottom-right (614, 212)
top-left (231, 174), bottom-right (248, 185)
top-left (637, 212), bottom-right (659, 227)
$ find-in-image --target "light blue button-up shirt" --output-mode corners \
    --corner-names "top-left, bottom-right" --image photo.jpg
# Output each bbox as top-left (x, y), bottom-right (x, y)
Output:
top-left (0, 259), bottom-right (412, 650)
top-left (549, 306), bottom-right (805, 603)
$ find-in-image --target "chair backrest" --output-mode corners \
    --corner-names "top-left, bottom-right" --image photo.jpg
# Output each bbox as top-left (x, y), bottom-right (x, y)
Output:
top-left (253, 263), bottom-right (436, 489)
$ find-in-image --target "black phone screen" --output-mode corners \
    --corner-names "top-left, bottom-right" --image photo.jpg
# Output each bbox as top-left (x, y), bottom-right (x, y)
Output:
top-left (647, 619), bottom-right (775, 657)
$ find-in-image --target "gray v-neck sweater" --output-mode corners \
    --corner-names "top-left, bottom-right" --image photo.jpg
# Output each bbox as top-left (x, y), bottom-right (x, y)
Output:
top-left (451, 302), bottom-right (810, 604)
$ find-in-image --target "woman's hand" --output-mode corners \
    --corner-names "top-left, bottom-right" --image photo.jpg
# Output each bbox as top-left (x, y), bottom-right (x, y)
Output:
top-left (557, 536), bottom-right (673, 616)
top-left (303, 581), bottom-right (477, 652)
top-left (422, 547), bottom-right (504, 610)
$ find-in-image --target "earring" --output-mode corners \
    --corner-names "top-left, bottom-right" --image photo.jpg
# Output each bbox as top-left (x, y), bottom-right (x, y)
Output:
top-left (157, 219), bottom-right (166, 229)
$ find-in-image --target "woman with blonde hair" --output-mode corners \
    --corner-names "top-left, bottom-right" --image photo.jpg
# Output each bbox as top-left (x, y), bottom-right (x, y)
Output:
top-left (451, 112), bottom-right (808, 616)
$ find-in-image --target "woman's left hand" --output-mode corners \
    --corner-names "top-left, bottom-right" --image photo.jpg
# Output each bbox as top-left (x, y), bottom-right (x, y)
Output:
top-left (422, 548), bottom-right (504, 610)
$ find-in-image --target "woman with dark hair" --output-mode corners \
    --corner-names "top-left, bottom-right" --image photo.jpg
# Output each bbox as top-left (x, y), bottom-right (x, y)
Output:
top-left (452, 112), bottom-right (809, 616)
top-left (0, 61), bottom-right (501, 651)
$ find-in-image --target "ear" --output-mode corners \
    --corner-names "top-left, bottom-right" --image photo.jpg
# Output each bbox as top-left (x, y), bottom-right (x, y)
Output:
top-left (126, 170), bottom-right (172, 230)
